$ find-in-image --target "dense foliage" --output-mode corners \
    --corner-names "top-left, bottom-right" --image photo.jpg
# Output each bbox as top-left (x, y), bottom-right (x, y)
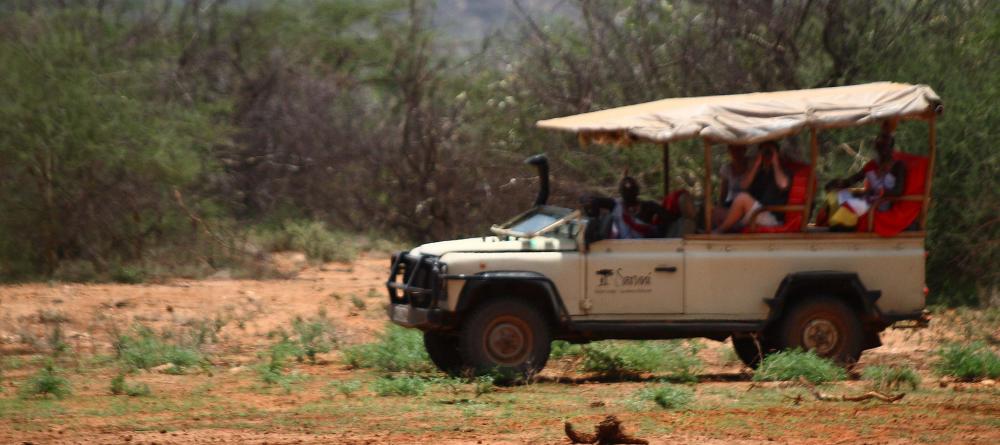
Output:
top-left (0, 1), bottom-right (996, 305)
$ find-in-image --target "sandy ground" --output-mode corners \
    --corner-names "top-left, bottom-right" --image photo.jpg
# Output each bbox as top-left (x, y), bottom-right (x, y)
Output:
top-left (1, 252), bottom-right (997, 444)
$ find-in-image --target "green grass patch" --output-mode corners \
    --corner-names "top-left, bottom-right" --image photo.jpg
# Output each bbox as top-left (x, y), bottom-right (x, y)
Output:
top-left (371, 375), bottom-right (428, 397)
top-left (753, 350), bottom-right (846, 384)
top-left (19, 361), bottom-right (71, 399)
top-left (341, 324), bottom-right (433, 373)
top-left (326, 380), bottom-right (362, 398)
top-left (579, 340), bottom-right (702, 381)
top-left (934, 342), bottom-right (1000, 381)
top-left (862, 364), bottom-right (921, 390)
top-left (625, 384), bottom-right (694, 411)
top-left (109, 372), bottom-right (152, 397)
top-left (550, 340), bottom-right (583, 359)
top-left (113, 324), bottom-right (204, 372)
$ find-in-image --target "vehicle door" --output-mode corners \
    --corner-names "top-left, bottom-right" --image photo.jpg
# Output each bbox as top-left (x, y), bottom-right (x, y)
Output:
top-left (584, 238), bottom-right (684, 315)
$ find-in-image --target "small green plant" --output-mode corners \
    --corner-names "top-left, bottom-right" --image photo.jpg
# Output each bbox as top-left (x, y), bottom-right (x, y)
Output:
top-left (473, 375), bottom-right (495, 397)
top-left (862, 365), bottom-right (921, 390)
top-left (341, 324), bottom-right (433, 372)
top-left (255, 340), bottom-right (304, 393)
top-left (934, 342), bottom-right (1000, 381)
top-left (753, 349), bottom-right (846, 384)
top-left (110, 372), bottom-right (151, 397)
top-left (625, 384), bottom-right (693, 411)
top-left (291, 316), bottom-right (336, 363)
top-left (19, 361), bottom-right (71, 399)
top-left (114, 324), bottom-right (204, 372)
top-left (371, 375), bottom-right (428, 397)
top-left (351, 295), bottom-right (367, 310)
top-left (327, 380), bottom-right (362, 398)
top-left (111, 264), bottom-right (146, 284)
top-left (46, 323), bottom-right (70, 356)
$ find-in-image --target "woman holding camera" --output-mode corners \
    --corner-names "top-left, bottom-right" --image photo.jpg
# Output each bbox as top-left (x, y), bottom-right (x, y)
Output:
top-left (713, 140), bottom-right (791, 233)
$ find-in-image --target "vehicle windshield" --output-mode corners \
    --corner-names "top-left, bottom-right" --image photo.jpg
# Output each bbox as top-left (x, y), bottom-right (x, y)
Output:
top-left (491, 206), bottom-right (580, 239)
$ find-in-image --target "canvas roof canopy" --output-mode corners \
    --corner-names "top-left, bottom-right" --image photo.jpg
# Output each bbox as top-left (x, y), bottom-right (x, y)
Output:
top-left (536, 82), bottom-right (942, 145)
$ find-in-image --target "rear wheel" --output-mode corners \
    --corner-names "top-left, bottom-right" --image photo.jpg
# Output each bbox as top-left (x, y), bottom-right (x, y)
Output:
top-left (459, 299), bottom-right (551, 380)
top-left (424, 332), bottom-right (462, 376)
top-left (779, 297), bottom-right (864, 364)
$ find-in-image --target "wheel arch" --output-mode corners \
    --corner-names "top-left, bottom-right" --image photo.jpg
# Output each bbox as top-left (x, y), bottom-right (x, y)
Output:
top-left (454, 271), bottom-right (570, 328)
top-left (765, 271), bottom-right (882, 326)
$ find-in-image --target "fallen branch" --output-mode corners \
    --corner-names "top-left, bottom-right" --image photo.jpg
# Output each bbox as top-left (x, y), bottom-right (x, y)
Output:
top-left (565, 415), bottom-right (649, 445)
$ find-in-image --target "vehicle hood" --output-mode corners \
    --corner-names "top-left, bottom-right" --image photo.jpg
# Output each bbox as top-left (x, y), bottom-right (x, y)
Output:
top-left (409, 236), bottom-right (576, 257)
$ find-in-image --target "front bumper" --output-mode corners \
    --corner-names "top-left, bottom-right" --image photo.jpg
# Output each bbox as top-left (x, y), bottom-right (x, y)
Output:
top-left (386, 303), bottom-right (448, 328)
top-left (385, 251), bottom-right (450, 330)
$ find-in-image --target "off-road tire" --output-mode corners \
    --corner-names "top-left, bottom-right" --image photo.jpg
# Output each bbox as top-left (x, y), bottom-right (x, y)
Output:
top-left (779, 297), bottom-right (864, 364)
top-left (424, 331), bottom-right (462, 376)
top-left (458, 298), bottom-right (551, 379)
top-left (731, 335), bottom-right (774, 369)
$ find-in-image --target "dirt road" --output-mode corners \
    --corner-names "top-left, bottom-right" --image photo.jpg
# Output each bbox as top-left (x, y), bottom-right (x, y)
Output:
top-left (1, 253), bottom-right (998, 444)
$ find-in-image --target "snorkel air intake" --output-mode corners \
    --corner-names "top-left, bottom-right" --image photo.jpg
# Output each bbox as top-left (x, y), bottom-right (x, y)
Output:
top-left (525, 154), bottom-right (549, 206)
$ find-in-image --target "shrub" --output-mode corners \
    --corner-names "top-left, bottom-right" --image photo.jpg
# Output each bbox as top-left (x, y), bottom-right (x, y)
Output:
top-left (934, 342), bottom-right (1000, 381)
top-left (19, 361), bottom-right (71, 399)
top-left (341, 324), bottom-right (433, 373)
top-left (753, 350), bottom-right (847, 384)
top-left (110, 372), bottom-right (151, 397)
top-left (110, 264), bottom-right (146, 284)
top-left (47, 323), bottom-right (70, 356)
top-left (862, 365), bottom-right (921, 391)
top-left (625, 384), bottom-right (694, 411)
top-left (114, 324), bottom-right (203, 372)
top-left (580, 341), bottom-right (702, 381)
top-left (371, 376), bottom-right (428, 397)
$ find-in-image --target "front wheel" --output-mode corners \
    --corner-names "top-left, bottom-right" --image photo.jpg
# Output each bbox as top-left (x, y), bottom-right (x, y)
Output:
top-left (424, 332), bottom-right (462, 376)
top-left (779, 297), bottom-right (864, 364)
top-left (458, 299), bottom-right (551, 380)
top-left (731, 335), bottom-right (776, 369)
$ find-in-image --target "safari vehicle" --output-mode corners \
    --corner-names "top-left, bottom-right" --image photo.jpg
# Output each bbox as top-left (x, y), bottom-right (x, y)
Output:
top-left (386, 82), bottom-right (939, 377)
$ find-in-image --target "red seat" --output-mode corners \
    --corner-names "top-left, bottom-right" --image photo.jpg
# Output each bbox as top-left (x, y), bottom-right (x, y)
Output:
top-left (856, 152), bottom-right (928, 237)
top-left (744, 160), bottom-right (813, 233)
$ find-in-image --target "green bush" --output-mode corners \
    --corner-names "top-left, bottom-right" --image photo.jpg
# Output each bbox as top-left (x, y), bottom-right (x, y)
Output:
top-left (110, 264), bottom-right (146, 284)
top-left (625, 384), bottom-right (694, 411)
top-left (341, 324), bottom-right (433, 373)
top-left (371, 376), bottom-right (428, 397)
top-left (753, 350), bottom-right (847, 384)
top-left (114, 325), bottom-right (203, 372)
top-left (580, 341), bottom-right (702, 381)
top-left (934, 342), bottom-right (1000, 381)
top-left (351, 295), bottom-right (367, 310)
top-left (862, 365), bottom-right (921, 391)
top-left (19, 361), bottom-right (71, 399)
top-left (110, 372), bottom-right (151, 397)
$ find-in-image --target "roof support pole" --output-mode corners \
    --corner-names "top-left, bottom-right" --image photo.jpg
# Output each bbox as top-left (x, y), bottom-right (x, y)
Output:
top-left (662, 143), bottom-right (670, 195)
top-left (921, 115), bottom-right (937, 229)
top-left (703, 139), bottom-right (713, 233)
top-left (803, 128), bottom-right (819, 231)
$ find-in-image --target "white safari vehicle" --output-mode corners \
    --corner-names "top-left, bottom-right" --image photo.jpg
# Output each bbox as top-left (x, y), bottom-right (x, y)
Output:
top-left (387, 83), bottom-right (939, 377)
